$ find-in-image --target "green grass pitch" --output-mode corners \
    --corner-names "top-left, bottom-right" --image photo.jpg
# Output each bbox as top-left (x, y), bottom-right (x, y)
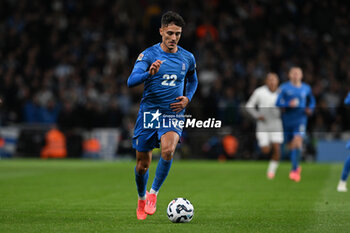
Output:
top-left (0, 160), bottom-right (350, 233)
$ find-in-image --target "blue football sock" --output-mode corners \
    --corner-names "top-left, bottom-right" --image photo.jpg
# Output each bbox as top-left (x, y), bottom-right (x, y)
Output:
top-left (290, 149), bottom-right (300, 171)
top-left (341, 155), bottom-right (350, 181)
top-left (151, 157), bottom-right (173, 192)
top-left (135, 166), bottom-right (149, 198)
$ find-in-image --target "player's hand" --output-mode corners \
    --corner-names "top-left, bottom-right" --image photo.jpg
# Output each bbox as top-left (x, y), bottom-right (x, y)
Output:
top-left (257, 116), bottom-right (265, 121)
top-left (305, 107), bottom-right (312, 116)
top-left (289, 98), bottom-right (299, 108)
top-left (170, 96), bottom-right (189, 113)
top-left (149, 60), bottom-right (163, 75)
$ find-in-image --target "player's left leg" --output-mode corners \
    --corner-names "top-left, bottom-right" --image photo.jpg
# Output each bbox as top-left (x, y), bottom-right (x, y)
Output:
top-left (145, 131), bottom-right (179, 215)
top-left (261, 146), bottom-right (271, 155)
top-left (337, 155), bottom-right (350, 192)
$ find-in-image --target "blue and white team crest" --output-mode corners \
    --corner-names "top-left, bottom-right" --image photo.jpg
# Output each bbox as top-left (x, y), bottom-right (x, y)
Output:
top-left (181, 63), bottom-right (186, 75)
top-left (143, 109), bottom-right (162, 129)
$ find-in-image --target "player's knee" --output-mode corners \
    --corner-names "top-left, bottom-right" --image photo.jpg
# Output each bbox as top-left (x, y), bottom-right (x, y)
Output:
top-left (297, 142), bottom-right (302, 149)
top-left (295, 138), bottom-right (303, 148)
top-left (136, 159), bottom-right (150, 174)
top-left (161, 147), bottom-right (174, 160)
top-left (261, 146), bottom-right (270, 155)
top-left (271, 144), bottom-right (281, 159)
top-left (291, 137), bottom-right (302, 149)
top-left (271, 152), bottom-right (280, 161)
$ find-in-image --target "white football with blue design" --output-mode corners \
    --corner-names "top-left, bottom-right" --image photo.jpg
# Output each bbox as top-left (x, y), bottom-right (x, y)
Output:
top-left (167, 198), bottom-right (194, 223)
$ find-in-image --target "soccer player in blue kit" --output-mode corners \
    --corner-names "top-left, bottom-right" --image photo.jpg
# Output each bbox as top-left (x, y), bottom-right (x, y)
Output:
top-left (276, 67), bottom-right (316, 182)
top-left (337, 92), bottom-right (350, 192)
top-left (127, 11), bottom-right (198, 220)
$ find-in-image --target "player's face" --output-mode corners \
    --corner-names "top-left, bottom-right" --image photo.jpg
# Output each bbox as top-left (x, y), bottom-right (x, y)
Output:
top-left (160, 23), bottom-right (182, 53)
top-left (266, 74), bottom-right (279, 92)
top-left (289, 68), bottom-right (303, 84)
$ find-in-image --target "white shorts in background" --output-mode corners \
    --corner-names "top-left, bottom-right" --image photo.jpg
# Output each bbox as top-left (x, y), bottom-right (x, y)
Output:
top-left (256, 131), bottom-right (284, 147)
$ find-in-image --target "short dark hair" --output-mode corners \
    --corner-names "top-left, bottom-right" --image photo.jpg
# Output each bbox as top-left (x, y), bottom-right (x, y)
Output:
top-left (290, 66), bottom-right (303, 71)
top-left (161, 11), bottom-right (185, 28)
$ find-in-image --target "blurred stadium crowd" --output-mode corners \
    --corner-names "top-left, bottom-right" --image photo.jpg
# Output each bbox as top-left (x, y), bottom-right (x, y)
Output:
top-left (1, 0), bottom-right (350, 158)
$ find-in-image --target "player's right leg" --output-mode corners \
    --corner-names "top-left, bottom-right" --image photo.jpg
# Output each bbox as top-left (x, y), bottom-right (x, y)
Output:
top-left (257, 132), bottom-right (275, 179)
top-left (289, 135), bottom-right (303, 182)
top-left (135, 150), bottom-right (152, 220)
top-left (267, 132), bottom-right (283, 179)
top-left (132, 112), bottom-right (160, 219)
top-left (267, 142), bottom-right (281, 179)
top-left (337, 155), bottom-right (350, 192)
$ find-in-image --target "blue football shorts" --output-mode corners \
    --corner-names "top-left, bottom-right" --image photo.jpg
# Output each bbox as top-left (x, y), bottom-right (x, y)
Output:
top-left (132, 112), bottom-right (183, 152)
top-left (283, 122), bottom-right (306, 143)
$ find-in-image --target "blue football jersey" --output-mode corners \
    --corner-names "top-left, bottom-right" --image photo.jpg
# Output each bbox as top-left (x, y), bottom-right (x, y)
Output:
top-left (131, 43), bottom-right (196, 113)
top-left (276, 81), bottom-right (316, 125)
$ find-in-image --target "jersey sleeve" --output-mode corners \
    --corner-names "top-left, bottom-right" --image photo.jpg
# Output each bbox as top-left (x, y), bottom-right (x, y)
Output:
top-left (306, 85), bottom-right (316, 109)
top-left (185, 54), bottom-right (198, 102)
top-left (245, 90), bottom-right (260, 119)
top-left (127, 50), bottom-right (153, 88)
top-left (275, 85), bottom-right (288, 107)
top-left (188, 53), bottom-right (196, 73)
top-left (133, 50), bottom-right (153, 72)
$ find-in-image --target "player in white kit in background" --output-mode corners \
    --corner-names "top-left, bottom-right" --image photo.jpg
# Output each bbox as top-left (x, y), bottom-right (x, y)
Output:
top-left (246, 73), bottom-right (283, 179)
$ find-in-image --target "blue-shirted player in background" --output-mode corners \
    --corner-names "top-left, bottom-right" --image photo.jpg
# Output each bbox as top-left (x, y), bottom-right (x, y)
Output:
top-left (337, 92), bottom-right (350, 192)
top-left (127, 11), bottom-right (198, 220)
top-left (276, 67), bottom-right (316, 182)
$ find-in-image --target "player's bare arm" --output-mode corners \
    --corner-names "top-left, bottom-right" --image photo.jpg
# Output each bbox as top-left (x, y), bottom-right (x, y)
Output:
top-left (289, 98), bottom-right (299, 107)
top-left (305, 107), bottom-right (312, 116)
top-left (149, 60), bottom-right (163, 75)
top-left (257, 115), bottom-right (265, 121)
top-left (170, 96), bottom-right (189, 113)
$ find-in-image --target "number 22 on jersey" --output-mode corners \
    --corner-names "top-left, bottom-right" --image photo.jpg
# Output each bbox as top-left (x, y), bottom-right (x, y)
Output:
top-left (161, 74), bottom-right (177, 86)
